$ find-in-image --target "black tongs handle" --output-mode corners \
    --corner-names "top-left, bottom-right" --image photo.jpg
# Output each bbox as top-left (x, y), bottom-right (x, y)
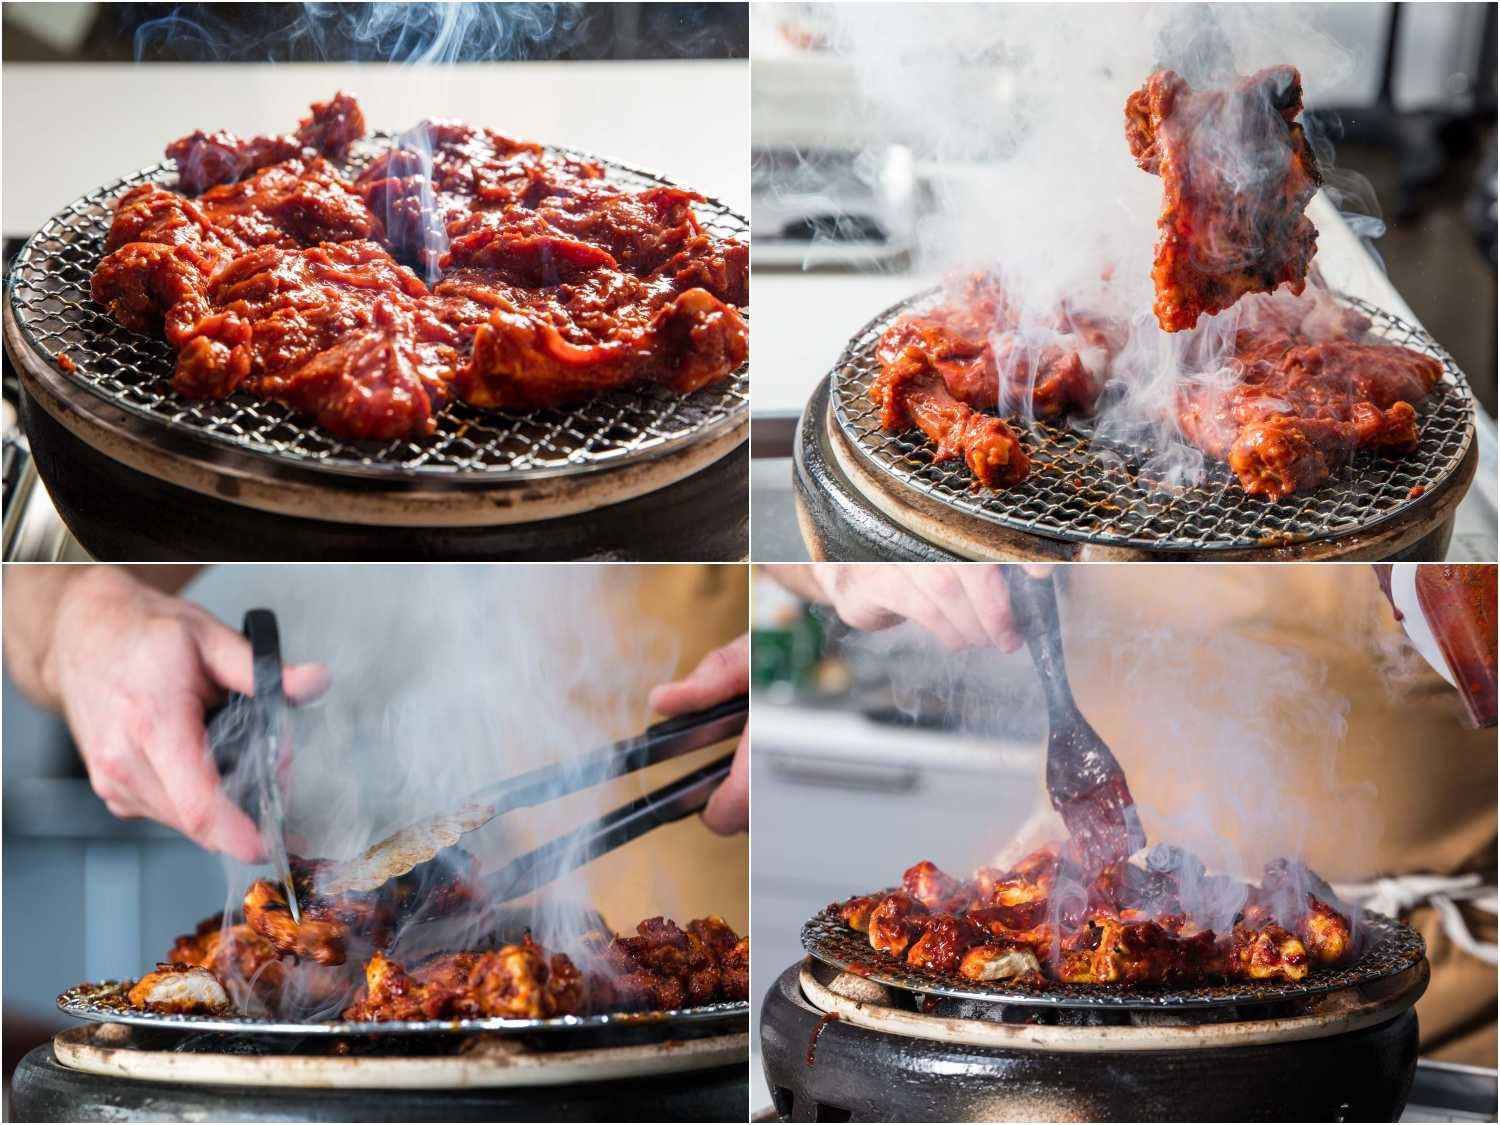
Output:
top-left (474, 752), bottom-right (734, 908)
top-left (243, 609), bottom-right (285, 733)
top-left (469, 694), bottom-right (747, 819)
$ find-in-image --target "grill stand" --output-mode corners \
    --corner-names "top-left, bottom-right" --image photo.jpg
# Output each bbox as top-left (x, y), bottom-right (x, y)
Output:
top-left (13, 1025), bottom-right (749, 1122)
top-left (761, 959), bottom-right (1422, 1122)
top-left (795, 378), bottom-right (1472, 561)
top-left (16, 381), bottom-right (747, 561)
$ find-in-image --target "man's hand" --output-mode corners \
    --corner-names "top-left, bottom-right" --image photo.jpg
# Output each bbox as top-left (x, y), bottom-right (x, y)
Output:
top-left (3, 566), bottom-right (327, 861)
top-left (648, 635), bottom-right (749, 836)
top-left (762, 563), bottom-right (1053, 650)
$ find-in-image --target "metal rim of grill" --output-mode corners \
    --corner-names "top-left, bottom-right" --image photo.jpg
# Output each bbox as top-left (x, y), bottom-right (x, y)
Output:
top-left (57, 980), bottom-right (748, 1038)
top-left (830, 287), bottom-right (1473, 552)
top-left (802, 903), bottom-right (1424, 1010)
top-left (5, 133), bottom-right (748, 486)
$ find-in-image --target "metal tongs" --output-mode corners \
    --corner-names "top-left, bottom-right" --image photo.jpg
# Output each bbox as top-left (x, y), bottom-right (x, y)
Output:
top-left (314, 694), bottom-right (748, 904)
top-left (229, 609), bottom-right (301, 923)
top-left (1002, 569), bottom-right (1146, 869)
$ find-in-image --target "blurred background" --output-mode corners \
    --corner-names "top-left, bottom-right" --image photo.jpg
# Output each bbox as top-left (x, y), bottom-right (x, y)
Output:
top-left (1, 1), bottom-right (748, 561)
top-left (749, 1), bottom-right (1498, 562)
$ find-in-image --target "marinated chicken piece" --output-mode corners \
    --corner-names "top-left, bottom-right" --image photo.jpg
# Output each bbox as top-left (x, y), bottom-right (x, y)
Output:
top-left (1229, 924), bottom-right (1310, 982)
top-left (868, 892), bottom-right (927, 957)
top-left (902, 861), bottom-right (963, 909)
top-left (244, 879), bottom-right (348, 966)
top-left (905, 914), bottom-right (984, 973)
top-left (958, 942), bottom-right (1043, 982)
top-left (344, 938), bottom-right (582, 1022)
top-left (836, 895), bottom-right (881, 933)
top-left (169, 91), bottom-right (367, 194)
top-left (128, 964), bottom-right (232, 1015)
top-left (1177, 297), bottom-right (1443, 500)
top-left (450, 281), bottom-right (747, 411)
top-left (870, 349), bottom-right (1030, 488)
top-left (601, 915), bottom-right (748, 1010)
top-left (91, 159), bottom-right (381, 348)
top-left (92, 97), bottom-right (749, 441)
top-left (1126, 66), bottom-right (1321, 332)
top-left (173, 241), bottom-right (461, 438)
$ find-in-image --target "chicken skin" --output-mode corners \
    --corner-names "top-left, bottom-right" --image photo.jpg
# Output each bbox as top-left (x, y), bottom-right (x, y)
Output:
top-left (1126, 66), bottom-right (1322, 332)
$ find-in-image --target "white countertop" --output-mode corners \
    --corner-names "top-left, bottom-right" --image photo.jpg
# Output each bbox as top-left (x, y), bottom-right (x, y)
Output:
top-left (1, 60), bottom-right (748, 234)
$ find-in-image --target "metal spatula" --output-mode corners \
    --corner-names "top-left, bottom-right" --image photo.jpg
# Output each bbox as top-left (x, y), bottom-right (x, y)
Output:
top-left (314, 695), bottom-right (747, 897)
top-left (1002, 569), bottom-right (1146, 869)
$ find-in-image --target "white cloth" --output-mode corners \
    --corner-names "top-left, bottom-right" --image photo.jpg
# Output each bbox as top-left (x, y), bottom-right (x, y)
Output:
top-left (1335, 874), bottom-right (1499, 966)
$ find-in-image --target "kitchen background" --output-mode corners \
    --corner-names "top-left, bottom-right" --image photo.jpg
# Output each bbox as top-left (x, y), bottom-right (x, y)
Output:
top-left (749, 1), bottom-right (1499, 561)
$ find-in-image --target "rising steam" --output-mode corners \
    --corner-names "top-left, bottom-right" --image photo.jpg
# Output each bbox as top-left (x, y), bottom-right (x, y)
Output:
top-left (204, 564), bottom-right (684, 1017)
top-left (769, 2), bottom-right (1386, 489)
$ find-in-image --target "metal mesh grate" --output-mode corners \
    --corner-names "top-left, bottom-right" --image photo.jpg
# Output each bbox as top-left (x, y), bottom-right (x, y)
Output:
top-left (6, 135), bottom-right (748, 483)
top-left (802, 903), bottom-right (1423, 1010)
top-left (58, 980), bottom-right (748, 1038)
top-left (831, 288), bottom-right (1473, 551)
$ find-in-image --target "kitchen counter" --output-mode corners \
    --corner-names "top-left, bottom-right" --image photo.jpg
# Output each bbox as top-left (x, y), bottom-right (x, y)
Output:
top-left (1, 60), bottom-right (748, 235)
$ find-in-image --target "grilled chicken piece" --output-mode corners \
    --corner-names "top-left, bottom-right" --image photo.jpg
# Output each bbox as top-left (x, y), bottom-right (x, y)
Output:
top-left (1126, 66), bottom-right (1321, 332)
top-left (868, 892), bottom-right (927, 957)
top-left (1229, 924), bottom-right (1310, 982)
top-left (958, 942), bottom-right (1043, 982)
top-left (1175, 290), bottom-right (1443, 500)
top-left (836, 895), bottom-right (881, 933)
top-left (902, 861), bottom-right (963, 909)
top-left (128, 964), bottom-right (232, 1015)
top-left (344, 938), bottom-right (581, 1022)
top-left (906, 914), bottom-right (984, 973)
top-left (244, 879), bottom-right (349, 966)
top-left (601, 915), bottom-right (748, 1010)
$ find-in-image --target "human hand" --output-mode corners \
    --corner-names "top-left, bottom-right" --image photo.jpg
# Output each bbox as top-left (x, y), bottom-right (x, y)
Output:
top-left (648, 634), bottom-right (749, 835)
top-left (43, 568), bottom-right (328, 861)
top-left (784, 563), bottom-right (1054, 651)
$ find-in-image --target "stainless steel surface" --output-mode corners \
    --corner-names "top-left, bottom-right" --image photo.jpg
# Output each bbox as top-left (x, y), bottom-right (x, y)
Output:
top-left (58, 980), bottom-right (748, 1038)
top-left (830, 287), bottom-right (1476, 551)
top-left (802, 903), bottom-right (1425, 1009)
top-left (5, 133), bottom-right (749, 488)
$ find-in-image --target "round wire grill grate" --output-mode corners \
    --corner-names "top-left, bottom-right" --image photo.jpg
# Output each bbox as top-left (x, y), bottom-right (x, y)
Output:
top-left (830, 288), bottom-right (1473, 551)
top-left (6, 135), bottom-right (748, 483)
top-left (58, 980), bottom-right (748, 1038)
top-left (802, 903), bottom-right (1423, 1010)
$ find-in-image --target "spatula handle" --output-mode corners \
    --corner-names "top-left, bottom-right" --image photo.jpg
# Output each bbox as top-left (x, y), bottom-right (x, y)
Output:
top-left (1002, 568), bottom-right (1074, 713)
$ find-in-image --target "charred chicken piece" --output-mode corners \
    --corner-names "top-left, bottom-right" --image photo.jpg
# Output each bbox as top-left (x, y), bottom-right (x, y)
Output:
top-left (343, 937), bottom-right (582, 1022)
top-left (1126, 66), bottom-right (1322, 332)
top-left (243, 880), bottom-right (349, 966)
top-left (600, 915), bottom-right (749, 1010)
top-left (1229, 923), bottom-right (1311, 982)
top-left (835, 895), bottom-right (881, 933)
top-left (128, 964), bottom-right (232, 1015)
top-left (168, 91), bottom-right (367, 194)
top-left (868, 892), bottom-right (927, 958)
top-left (906, 914), bottom-right (985, 973)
